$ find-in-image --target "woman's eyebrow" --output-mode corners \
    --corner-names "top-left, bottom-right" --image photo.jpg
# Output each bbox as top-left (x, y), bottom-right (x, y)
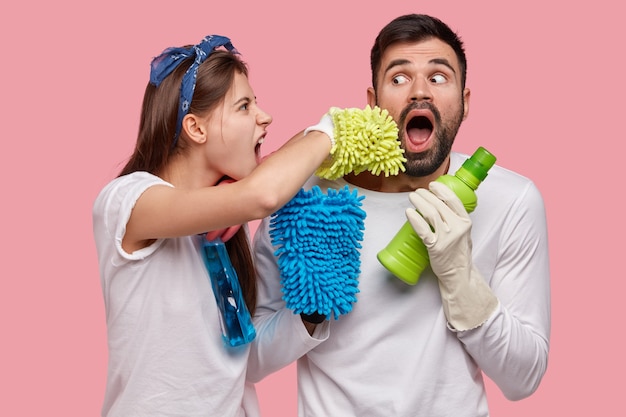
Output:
top-left (233, 96), bottom-right (251, 107)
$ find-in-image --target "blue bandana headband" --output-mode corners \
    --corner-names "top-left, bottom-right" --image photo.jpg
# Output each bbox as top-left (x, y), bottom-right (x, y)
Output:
top-left (149, 35), bottom-right (238, 147)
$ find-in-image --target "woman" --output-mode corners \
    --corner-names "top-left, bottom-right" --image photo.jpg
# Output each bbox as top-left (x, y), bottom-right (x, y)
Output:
top-left (92, 34), bottom-right (334, 417)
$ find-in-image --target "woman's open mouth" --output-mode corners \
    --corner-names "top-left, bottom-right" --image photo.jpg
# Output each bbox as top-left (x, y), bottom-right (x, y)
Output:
top-left (255, 136), bottom-right (265, 163)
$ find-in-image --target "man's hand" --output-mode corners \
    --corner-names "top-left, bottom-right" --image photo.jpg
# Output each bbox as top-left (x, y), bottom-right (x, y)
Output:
top-left (406, 181), bottom-right (498, 330)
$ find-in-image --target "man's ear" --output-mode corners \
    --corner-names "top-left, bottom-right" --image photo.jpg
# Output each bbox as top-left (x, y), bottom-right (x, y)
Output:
top-left (367, 87), bottom-right (376, 107)
top-left (462, 88), bottom-right (471, 120)
top-left (182, 114), bottom-right (207, 144)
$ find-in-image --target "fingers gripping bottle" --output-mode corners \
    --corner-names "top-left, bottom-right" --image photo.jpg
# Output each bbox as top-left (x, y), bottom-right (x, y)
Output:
top-left (201, 237), bottom-right (256, 347)
top-left (376, 147), bottom-right (497, 285)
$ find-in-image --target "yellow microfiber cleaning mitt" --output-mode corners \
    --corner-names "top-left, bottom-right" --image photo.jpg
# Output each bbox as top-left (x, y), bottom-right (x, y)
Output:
top-left (315, 105), bottom-right (406, 180)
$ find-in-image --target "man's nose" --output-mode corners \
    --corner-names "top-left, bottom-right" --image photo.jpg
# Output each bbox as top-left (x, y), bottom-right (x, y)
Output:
top-left (409, 78), bottom-right (433, 102)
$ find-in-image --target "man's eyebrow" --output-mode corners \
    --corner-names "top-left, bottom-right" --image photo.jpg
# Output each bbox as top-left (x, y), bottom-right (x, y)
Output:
top-left (430, 58), bottom-right (456, 74)
top-left (383, 58), bottom-right (457, 75)
top-left (383, 59), bottom-right (412, 75)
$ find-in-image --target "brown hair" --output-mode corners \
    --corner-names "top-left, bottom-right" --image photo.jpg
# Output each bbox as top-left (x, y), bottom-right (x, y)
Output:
top-left (119, 49), bottom-right (257, 313)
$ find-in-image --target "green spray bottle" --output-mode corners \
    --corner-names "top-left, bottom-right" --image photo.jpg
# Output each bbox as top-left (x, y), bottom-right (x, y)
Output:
top-left (377, 146), bottom-right (496, 285)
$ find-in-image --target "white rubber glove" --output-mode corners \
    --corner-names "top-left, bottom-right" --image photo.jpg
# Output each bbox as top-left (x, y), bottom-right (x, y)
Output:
top-left (405, 181), bottom-right (498, 331)
top-left (303, 112), bottom-right (336, 147)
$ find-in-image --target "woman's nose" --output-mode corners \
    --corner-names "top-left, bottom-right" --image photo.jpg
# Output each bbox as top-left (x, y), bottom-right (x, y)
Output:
top-left (257, 107), bottom-right (273, 126)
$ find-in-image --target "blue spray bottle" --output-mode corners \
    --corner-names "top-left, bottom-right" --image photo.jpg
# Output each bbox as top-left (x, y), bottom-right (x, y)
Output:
top-left (200, 237), bottom-right (256, 347)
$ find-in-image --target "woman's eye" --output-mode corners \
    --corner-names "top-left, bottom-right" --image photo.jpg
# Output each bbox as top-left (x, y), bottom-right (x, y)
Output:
top-left (392, 75), bottom-right (409, 85)
top-left (430, 74), bottom-right (446, 84)
top-left (239, 103), bottom-right (249, 111)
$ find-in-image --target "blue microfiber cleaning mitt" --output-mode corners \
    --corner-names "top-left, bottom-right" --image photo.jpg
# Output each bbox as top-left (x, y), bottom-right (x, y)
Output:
top-left (269, 186), bottom-right (366, 319)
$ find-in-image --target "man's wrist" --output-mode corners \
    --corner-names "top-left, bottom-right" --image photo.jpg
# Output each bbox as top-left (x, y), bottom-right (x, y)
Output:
top-left (300, 312), bottom-right (326, 324)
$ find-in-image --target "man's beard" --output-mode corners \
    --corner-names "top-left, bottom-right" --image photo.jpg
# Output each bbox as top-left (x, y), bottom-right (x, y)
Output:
top-left (399, 101), bottom-right (464, 177)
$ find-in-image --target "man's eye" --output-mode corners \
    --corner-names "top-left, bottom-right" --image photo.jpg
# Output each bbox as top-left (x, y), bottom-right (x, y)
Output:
top-left (392, 75), bottom-right (409, 85)
top-left (430, 74), bottom-right (446, 84)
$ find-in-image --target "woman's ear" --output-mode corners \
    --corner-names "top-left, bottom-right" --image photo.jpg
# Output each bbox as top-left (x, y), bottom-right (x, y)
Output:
top-left (182, 114), bottom-right (207, 144)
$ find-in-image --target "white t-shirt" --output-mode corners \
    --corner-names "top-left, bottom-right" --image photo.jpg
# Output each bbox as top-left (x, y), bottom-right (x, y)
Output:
top-left (249, 152), bottom-right (550, 417)
top-left (93, 171), bottom-right (260, 417)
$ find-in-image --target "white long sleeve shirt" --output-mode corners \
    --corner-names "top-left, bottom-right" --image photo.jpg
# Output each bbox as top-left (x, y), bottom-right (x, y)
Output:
top-left (249, 152), bottom-right (550, 417)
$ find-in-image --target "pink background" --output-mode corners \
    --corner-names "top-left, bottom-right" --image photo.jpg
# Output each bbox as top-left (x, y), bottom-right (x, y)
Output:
top-left (2, 1), bottom-right (623, 415)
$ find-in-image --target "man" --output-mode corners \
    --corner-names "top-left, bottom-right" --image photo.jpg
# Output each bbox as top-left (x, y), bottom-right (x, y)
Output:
top-left (249, 14), bottom-right (550, 417)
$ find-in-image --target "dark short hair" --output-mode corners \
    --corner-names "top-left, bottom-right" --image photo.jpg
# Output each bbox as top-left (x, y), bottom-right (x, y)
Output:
top-left (370, 14), bottom-right (467, 91)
